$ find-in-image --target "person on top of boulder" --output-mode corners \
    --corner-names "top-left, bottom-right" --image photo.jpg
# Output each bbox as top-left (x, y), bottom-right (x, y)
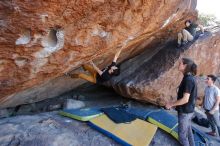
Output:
top-left (177, 20), bottom-right (204, 47)
top-left (67, 47), bottom-right (123, 84)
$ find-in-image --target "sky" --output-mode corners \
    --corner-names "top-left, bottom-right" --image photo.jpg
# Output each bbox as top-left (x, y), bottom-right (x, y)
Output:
top-left (196, 0), bottom-right (220, 20)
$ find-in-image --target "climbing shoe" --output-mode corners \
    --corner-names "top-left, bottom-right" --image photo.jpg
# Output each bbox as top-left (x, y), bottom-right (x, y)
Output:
top-left (182, 41), bottom-right (188, 46)
top-left (177, 43), bottom-right (182, 48)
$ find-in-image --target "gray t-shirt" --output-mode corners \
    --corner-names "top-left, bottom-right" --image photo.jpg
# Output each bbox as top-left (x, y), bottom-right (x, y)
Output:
top-left (204, 85), bottom-right (220, 110)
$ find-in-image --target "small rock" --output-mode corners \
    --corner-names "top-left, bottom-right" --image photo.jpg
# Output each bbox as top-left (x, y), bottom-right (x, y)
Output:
top-left (64, 99), bottom-right (85, 109)
top-left (72, 94), bottom-right (87, 101)
top-left (48, 104), bottom-right (62, 111)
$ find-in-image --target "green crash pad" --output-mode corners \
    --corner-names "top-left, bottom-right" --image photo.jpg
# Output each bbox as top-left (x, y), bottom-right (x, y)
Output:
top-left (59, 108), bottom-right (103, 121)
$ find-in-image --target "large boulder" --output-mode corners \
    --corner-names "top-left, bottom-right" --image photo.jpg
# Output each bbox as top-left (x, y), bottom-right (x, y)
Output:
top-left (107, 28), bottom-right (220, 106)
top-left (0, 0), bottom-right (197, 108)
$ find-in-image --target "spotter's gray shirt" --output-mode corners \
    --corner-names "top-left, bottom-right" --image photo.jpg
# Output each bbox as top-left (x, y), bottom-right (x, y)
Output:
top-left (204, 85), bottom-right (220, 110)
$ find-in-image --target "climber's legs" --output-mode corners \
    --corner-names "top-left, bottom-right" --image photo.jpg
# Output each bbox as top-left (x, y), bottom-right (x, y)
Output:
top-left (70, 73), bottom-right (97, 83)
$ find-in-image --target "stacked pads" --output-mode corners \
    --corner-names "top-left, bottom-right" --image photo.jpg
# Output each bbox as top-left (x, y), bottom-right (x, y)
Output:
top-left (59, 107), bottom-right (210, 146)
top-left (60, 107), bottom-right (157, 146)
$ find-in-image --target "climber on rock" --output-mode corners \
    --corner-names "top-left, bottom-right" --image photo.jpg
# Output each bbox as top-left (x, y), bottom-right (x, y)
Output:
top-left (67, 47), bottom-right (123, 84)
top-left (177, 20), bottom-right (204, 47)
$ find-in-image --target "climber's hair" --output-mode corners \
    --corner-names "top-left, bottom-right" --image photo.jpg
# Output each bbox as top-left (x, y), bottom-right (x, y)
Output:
top-left (182, 58), bottom-right (197, 76)
top-left (112, 65), bottom-right (120, 76)
top-left (185, 20), bottom-right (192, 25)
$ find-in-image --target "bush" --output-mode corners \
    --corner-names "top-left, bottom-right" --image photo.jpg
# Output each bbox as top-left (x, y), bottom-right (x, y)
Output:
top-left (198, 13), bottom-right (220, 26)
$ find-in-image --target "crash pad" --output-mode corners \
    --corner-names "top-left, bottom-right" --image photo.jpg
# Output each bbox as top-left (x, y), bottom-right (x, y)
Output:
top-left (120, 107), bottom-right (208, 146)
top-left (59, 108), bottom-right (103, 121)
top-left (88, 114), bottom-right (157, 146)
top-left (145, 110), bottom-right (207, 146)
top-left (101, 107), bottom-right (137, 123)
top-left (146, 110), bottom-right (179, 139)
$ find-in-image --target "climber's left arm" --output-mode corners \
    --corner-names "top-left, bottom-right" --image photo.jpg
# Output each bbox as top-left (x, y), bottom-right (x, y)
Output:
top-left (198, 24), bottom-right (204, 33)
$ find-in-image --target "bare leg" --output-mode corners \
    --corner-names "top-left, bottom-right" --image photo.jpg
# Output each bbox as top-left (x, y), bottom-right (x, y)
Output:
top-left (182, 29), bottom-right (193, 42)
top-left (178, 32), bottom-right (183, 45)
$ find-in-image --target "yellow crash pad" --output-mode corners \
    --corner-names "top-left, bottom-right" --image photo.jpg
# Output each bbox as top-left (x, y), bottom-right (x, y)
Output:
top-left (89, 114), bottom-right (157, 146)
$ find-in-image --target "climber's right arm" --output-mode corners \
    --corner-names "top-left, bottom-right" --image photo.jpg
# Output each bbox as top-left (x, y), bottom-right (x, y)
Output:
top-left (113, 47), bottom-right (124, 63)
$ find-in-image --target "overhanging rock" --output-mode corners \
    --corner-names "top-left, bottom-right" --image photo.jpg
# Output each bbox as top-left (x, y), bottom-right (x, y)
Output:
top-left (106, 29), bottom-right (220, 106)
top-left (0, 0), bottom-right (197, 108)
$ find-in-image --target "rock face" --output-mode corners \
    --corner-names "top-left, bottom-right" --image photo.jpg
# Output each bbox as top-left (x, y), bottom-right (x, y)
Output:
top-left (107, 29), bottom-right (220, 106)
top-left (0, 0), bottom-right (197, 108)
